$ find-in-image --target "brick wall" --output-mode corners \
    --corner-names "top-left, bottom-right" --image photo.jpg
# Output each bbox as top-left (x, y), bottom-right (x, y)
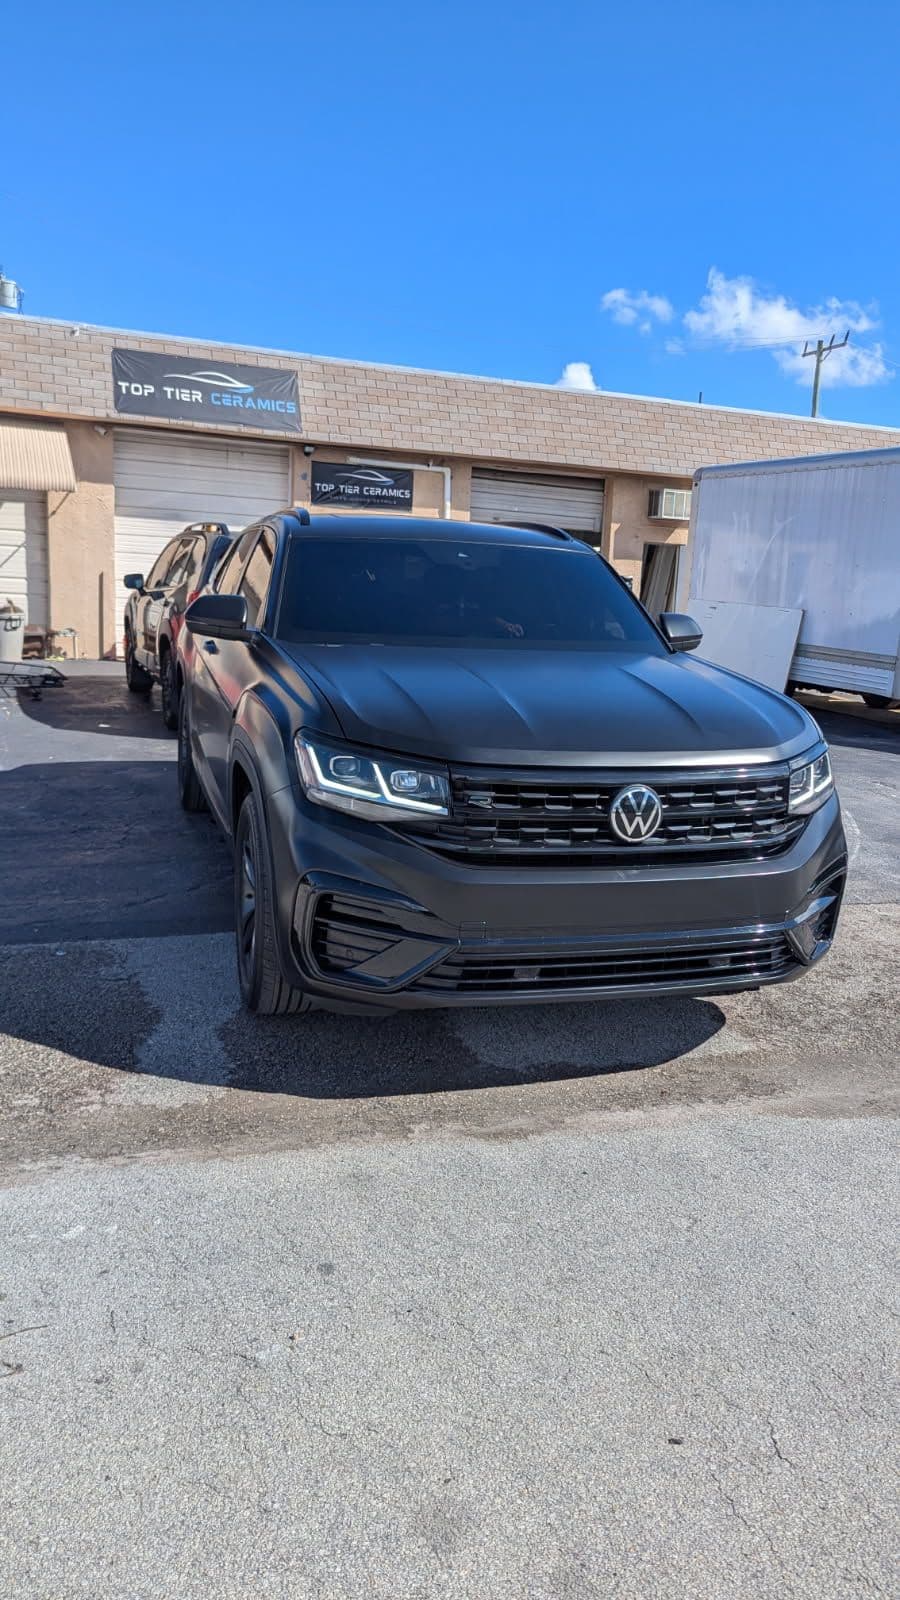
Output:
top-left (3, 315), bottom-right (900, 476)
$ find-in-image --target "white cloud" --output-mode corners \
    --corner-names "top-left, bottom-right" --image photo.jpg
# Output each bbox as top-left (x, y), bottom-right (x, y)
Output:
top-left (665, 337), bottom-right (685, 356)
top-left (557, 361), bottom-right (598, 391)
top-left (683, 268), bottom-right (890, 388)
top-left (601, 288), bottom-right (674, 329)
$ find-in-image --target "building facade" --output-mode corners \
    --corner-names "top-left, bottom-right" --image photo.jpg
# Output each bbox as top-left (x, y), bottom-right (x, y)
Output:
top-left (2, 313), bottom-right (899, 657)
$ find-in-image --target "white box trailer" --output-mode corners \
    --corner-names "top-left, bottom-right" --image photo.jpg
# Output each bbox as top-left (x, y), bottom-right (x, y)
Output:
top-left (680, 446), bottom-right (900, 707)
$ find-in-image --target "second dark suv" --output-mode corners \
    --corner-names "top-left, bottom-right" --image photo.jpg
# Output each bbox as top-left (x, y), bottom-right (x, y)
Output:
top-left (177, 510), bottom-right (846, 1016)
top-left (123, 522), bottom-right (232, 728)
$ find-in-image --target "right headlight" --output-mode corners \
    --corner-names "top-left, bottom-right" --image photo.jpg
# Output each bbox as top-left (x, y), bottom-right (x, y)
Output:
top-left (788, 748), bottom-right (834, 815)
top-left (294, 734), bottom-right (450, 821)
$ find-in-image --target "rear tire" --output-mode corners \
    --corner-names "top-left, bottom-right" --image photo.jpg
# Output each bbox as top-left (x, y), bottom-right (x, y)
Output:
top-left (177, 693), bottom-right (206, 812)
top-left (125, 627), bottom-right (152, 694)
top-left (160, 647), bottom-right (179, 730)
top-left (234, 792), bottom-right (310, 1016)
top-left (862, 693), bottom-right (897, 710)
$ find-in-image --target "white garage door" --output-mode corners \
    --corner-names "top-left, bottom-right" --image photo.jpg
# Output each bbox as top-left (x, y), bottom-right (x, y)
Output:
top-left (470, 470), bottom-right (605, 540)
top-left (113, 429), bottom-right (291, 652)
top-left (0, 492), bottom-right (49, 629)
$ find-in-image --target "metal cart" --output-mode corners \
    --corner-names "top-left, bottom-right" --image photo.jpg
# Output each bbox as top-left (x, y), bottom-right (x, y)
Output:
top-left (0, 662), bottom-right (67, 701)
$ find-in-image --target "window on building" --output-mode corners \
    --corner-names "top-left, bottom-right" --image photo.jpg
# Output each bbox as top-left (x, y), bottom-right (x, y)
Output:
top-left (648, 487), bottom-right (692, 521)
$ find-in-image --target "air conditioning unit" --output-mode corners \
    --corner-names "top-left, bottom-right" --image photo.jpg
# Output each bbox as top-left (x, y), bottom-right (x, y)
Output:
top-left (648, 486), bottom-right (691, 521)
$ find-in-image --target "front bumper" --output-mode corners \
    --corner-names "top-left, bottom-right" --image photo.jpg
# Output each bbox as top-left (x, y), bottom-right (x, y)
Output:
top-left (265, 785), bottom-right (847, 1009)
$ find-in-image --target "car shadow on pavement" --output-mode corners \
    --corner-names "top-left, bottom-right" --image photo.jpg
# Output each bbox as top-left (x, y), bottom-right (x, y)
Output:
top-left (14, 677), bottom-right (168, 741)
top-left (213, 992), bottom-right (728, 1098)
top-left (0, 930), bottom-right (728, 1096)
top-left (0, 759), bottom-right (233, 944)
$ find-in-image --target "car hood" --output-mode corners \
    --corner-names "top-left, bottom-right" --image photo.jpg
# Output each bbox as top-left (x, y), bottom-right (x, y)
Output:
top-left (284, 643), bottom-right (817, 767)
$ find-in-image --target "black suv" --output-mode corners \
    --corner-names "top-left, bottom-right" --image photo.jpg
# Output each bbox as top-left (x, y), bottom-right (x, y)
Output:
top-left (123, 522), bottom-right (232, 728)
top-left (178, 510), bottom-right (846, 1015)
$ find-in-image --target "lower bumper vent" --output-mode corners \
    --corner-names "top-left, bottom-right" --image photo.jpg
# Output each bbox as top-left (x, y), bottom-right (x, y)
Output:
top-left (413, 933), bottom-right (796, 996)
top-left (311, 895), bottom-right (406, 976)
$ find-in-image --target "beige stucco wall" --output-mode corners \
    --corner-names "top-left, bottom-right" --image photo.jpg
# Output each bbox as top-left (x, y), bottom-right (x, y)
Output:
top-left (47, 422), bottom-right (115, 657)
top-left (8, 311), bottom-right (900, 653)
top-left (4, 314), bottom-right (900, 473)
top-left (605, 474), bottom-right (690, 594)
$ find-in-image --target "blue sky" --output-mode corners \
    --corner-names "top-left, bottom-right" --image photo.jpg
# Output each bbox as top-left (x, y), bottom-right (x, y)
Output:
top-left (4, 0), bottom-right (899, 423)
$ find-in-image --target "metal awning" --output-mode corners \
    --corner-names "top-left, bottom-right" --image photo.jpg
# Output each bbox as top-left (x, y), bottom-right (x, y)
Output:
top-left (0, 417), bottom-right (77, 492)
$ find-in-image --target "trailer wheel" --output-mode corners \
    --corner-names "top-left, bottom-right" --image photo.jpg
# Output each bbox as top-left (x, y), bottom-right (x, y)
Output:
top-left (862, 693), bottom-right (898, 710)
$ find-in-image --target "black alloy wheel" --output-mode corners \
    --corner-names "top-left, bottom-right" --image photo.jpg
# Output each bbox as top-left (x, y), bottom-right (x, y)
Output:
top-left (125, 628), bottom-right (151, 694)
top-left (233, 792), bottom-right (309, 1016)
top-left (160, 648), bottom-right (179, 730)
top-left (177, 694), bottom-right (206, 812)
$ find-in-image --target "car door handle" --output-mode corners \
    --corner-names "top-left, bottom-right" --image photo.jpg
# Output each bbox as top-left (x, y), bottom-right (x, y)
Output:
top-left (203, 640), bottom-right (219, 654)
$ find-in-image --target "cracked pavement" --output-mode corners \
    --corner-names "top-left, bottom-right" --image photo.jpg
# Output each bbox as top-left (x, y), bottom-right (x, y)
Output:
top-left (0, 673), bottom-right (898, 1598)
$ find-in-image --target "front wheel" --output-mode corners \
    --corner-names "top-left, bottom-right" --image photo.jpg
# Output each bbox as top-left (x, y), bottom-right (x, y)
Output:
top-left (177, 693), bottom-right (206, 812)
top-left (234, 792), bottom-right (310, 1016)
top-left (125, 628), bottom-right (152, 694)
top-left (160, 648), bottom-right (179, 730)
top-left (862, 693), bottom-right (898, 710)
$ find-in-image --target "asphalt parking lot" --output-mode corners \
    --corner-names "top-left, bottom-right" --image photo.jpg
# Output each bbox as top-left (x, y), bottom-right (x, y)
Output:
top-left (1, 669), bottom-right (898, 1598)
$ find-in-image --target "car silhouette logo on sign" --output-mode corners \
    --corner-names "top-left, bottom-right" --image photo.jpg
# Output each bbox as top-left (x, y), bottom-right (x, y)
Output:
top-left (609, 784), bottom-right (663, 842)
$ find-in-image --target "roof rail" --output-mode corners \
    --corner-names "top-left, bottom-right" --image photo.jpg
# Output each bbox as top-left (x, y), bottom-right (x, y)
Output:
top-left (498, 520), bottom-right (575, 541)
top-left (185, 520), bottom-right (230, 535)
top-left (290, 506), bottom-right (311, 526)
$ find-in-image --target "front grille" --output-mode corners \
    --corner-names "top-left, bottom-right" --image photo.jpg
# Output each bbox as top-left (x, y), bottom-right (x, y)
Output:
top-left (431, 767), bottom-right (803, 864)
top-left (311, 894), bottom-right (405, 975)
top-left (415, 933), bottom-right (796, 995)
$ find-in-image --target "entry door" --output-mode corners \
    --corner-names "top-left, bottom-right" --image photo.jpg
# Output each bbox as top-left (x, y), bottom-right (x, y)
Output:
top-left (0, 492), bottom-right (49, 630)
top-left (113, 429), bottom-right (290, 654)
top-left (640, 543), bottom-right (679, 613)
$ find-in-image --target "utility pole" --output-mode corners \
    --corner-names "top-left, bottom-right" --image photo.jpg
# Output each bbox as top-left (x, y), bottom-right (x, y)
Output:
top-left (801, 330), bottom-right (849, 417)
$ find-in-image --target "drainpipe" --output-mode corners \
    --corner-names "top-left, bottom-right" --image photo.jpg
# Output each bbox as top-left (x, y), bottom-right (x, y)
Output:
top-left (346, 456), bottom-right (452, 520)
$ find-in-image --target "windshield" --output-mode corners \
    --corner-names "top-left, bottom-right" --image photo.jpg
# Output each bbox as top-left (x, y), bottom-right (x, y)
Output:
top-left (276, 537), bottom-right (663, 650)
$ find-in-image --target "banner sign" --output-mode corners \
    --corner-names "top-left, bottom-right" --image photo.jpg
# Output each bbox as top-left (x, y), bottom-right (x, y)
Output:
top-left (310, 462), bottom-right (414, 509)
top-left (112, 348), bottom-right (301, 433)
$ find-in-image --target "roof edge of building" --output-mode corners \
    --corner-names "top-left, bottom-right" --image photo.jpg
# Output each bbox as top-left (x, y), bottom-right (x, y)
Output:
top-left (6, 312), bottom-right (899, 437)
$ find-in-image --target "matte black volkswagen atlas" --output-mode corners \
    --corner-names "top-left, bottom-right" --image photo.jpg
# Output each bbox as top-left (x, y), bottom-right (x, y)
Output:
top-left (177, 511), bottom-right (846, 1015)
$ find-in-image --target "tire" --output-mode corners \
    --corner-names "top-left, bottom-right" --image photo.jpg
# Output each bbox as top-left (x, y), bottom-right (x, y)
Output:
top-left (160, 646), bottom-right (179, 730)
top-left (177, 693), bottom-right (206, 813)
top-left (234, 791), bottom-right (310, 1016)
top-left (125, 627), bottom-right (152, 694)
top-left (862, 693), bottom-right (898, 710)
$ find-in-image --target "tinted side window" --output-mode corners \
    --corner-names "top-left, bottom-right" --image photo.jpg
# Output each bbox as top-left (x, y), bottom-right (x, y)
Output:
top-left (238, 530), bottom-right (276, 629)
top-left (165, 538), bottom-right (201, 590)
top-left (146, 539), bottom-right (181, 591)
top-left (201, 534), bottom-right (233, 586)
top-left (214, 531), bottom-right (255, 593)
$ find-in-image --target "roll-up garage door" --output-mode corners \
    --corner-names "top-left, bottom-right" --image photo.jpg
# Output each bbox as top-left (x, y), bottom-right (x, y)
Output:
top-left (113, 429), bottom-right (291, 652)
top-left (0, 492), bottom-right (49, 629)
top-left (470, 470), bottom-right (605, 541)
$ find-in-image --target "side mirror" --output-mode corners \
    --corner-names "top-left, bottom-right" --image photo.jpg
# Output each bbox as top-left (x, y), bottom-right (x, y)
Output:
top-left (660, 612), bottom-right (703, 652)
top-left (123, 573), bottom-right (145, 592)
top-left (185, 593), bottom-right (249, 641)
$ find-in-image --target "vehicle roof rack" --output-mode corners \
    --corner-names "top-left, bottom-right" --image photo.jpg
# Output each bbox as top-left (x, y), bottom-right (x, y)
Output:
top-left (497, 520), bottom-right (575, 541)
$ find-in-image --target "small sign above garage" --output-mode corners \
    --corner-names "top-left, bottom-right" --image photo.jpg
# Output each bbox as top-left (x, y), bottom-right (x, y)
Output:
top-left (311, 462), bottom-right (414, 510)
top-left (112, 349), bottom-right (301, 433)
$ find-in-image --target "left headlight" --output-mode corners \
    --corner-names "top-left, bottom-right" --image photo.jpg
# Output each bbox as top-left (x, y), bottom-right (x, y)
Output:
top-left (294, 735), bottom-right (451, 820)
top-left (788, 747), bottom-right (834, 815)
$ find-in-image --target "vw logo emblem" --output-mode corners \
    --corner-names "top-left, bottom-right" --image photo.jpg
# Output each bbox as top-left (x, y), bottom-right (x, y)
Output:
top-left (609, 784), bottom-right (663, 843)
